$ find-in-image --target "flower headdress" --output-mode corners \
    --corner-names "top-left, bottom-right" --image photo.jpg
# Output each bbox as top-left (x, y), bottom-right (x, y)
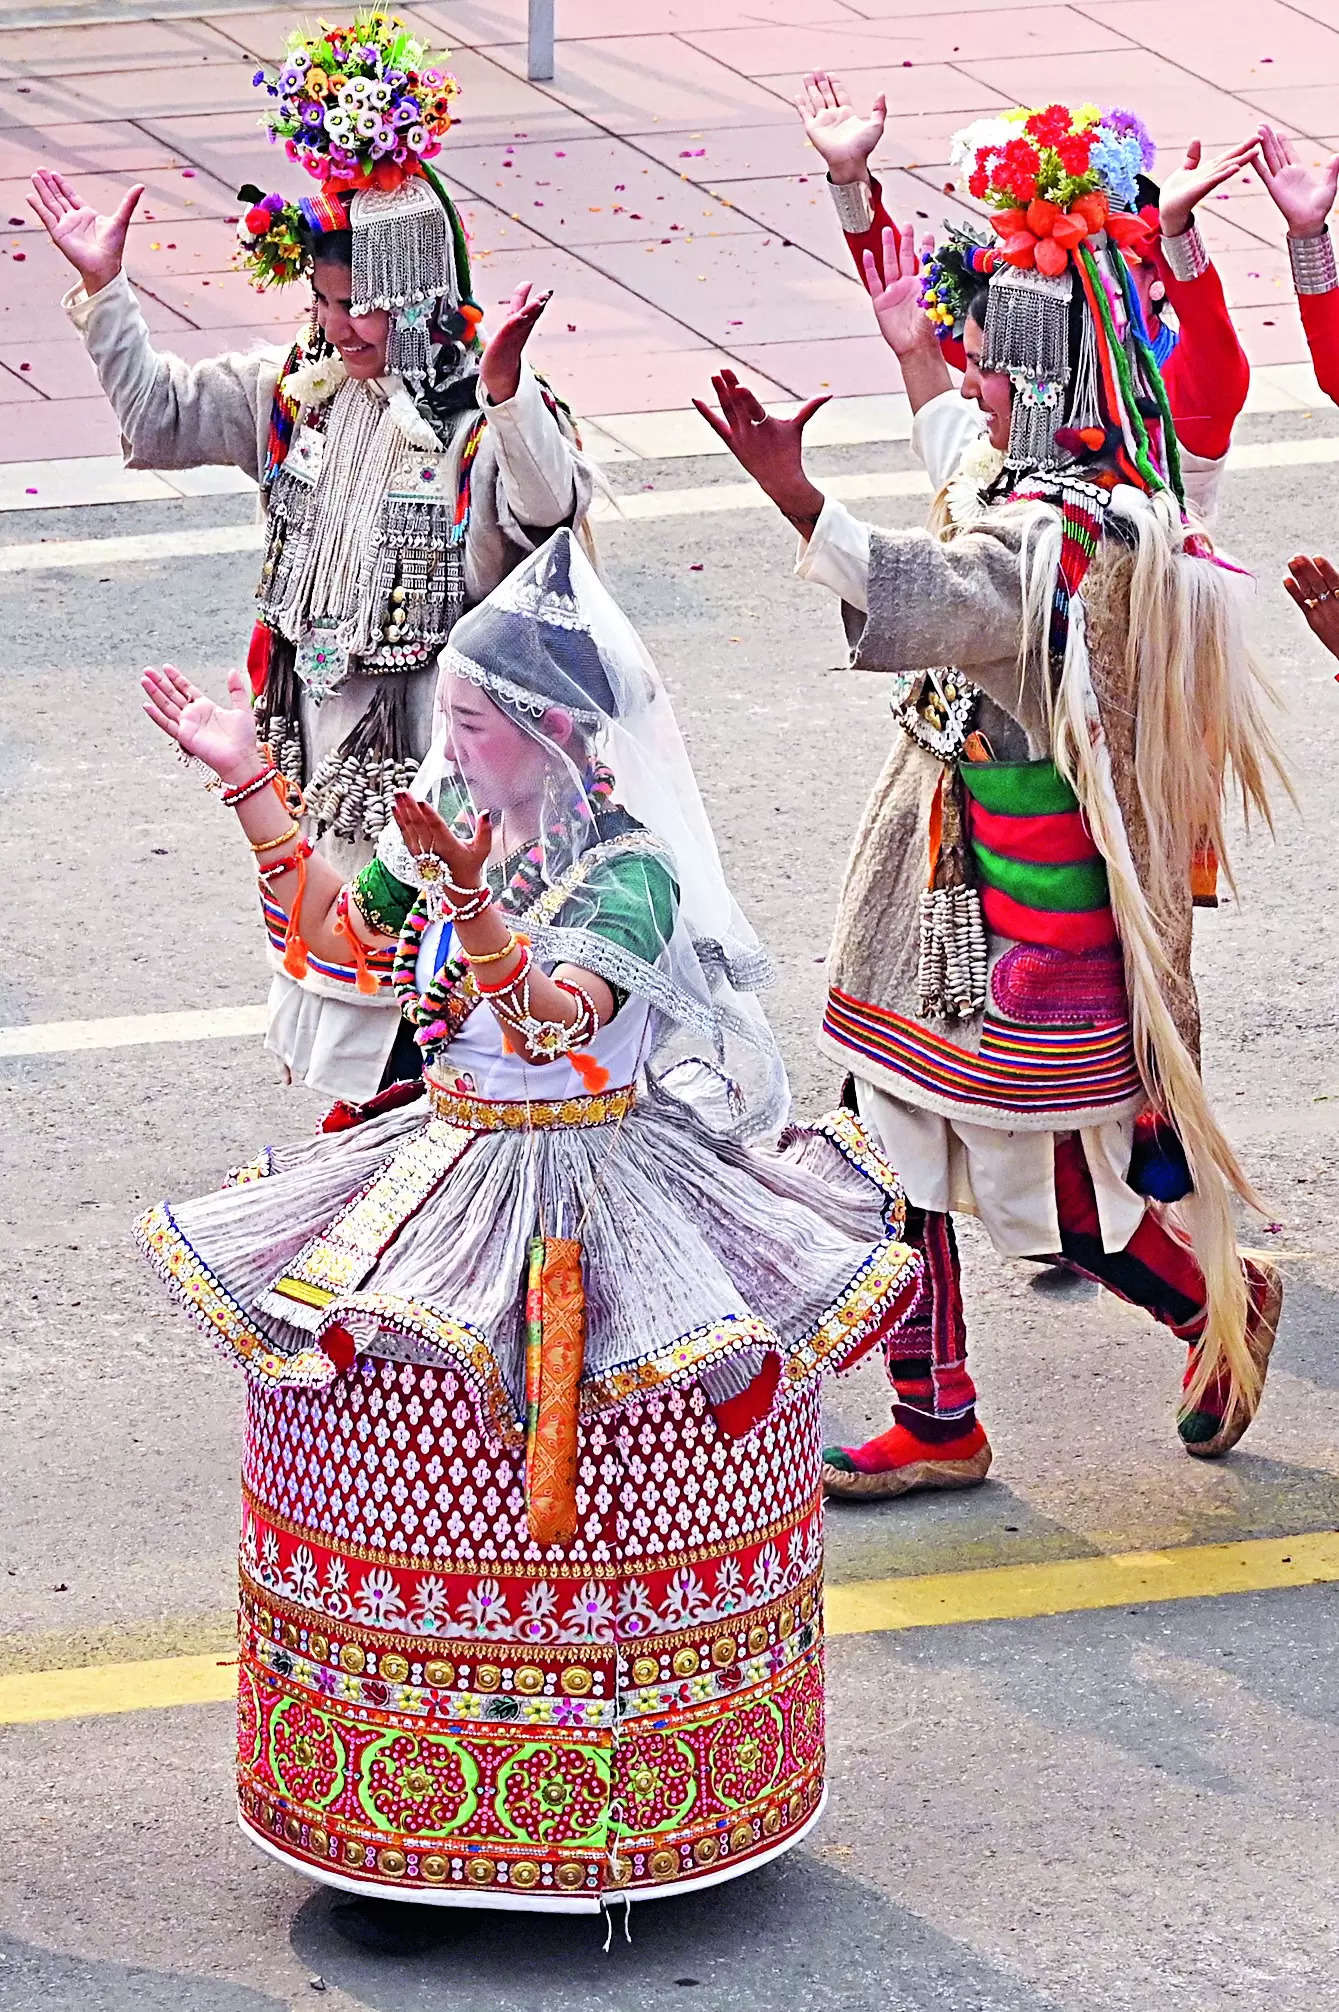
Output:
top-left (243, 13), bottom-right (481, 383)
top-left (934, 101), bottom-right (1179, 493)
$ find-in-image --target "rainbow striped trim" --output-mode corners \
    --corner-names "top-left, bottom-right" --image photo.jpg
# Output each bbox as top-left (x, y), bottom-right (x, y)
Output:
top-left (261, 892), bottom-right (396, 993)
top-left (824, 988), bottom-right (1141, 1115)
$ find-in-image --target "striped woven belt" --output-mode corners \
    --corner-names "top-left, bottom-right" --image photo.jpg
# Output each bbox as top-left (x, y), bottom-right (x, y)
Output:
top-left (425, 1079), bottom-right (637, 1132)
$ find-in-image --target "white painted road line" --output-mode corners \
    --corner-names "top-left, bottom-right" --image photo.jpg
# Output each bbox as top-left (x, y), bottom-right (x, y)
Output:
top-left (0, 1006), bottom-right (269, 1058)
top-left (4, 434), bottom-right (1338, 574)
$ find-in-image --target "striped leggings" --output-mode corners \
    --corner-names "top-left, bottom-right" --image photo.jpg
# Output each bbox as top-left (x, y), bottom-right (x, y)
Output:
top-left (887, 1132), bottom-right (1210, 1439)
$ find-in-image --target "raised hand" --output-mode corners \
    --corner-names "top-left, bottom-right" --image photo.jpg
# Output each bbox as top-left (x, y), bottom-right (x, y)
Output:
top-left (1284, 554), bottom-right (1339, 664)
top-left (693, 369), bottom-right (827, 523)
top-left (27, 170), bottom-right (143, 294)
top-left (1253, 125), bottom-right (1339, 240)
top-left (863, 222), bottom-right (936, 355)
top-left (1158, 137), bottom-right (1260, 240)
top-left (392, 792), bottom-right (493, 891)
top-left (141, 664), bottom-right (263, 784)
top-left (793, 70), bottom-right (887, 186)
top-left (479, 282), bottom-right (552, 404)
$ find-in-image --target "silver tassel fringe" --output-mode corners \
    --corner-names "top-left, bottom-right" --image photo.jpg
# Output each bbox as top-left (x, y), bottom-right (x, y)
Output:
top-left (349, 179), bottom-right (457, 313)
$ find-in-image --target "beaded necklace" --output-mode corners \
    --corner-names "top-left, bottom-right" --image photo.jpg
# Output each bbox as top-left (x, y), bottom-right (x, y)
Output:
top-left (391, 765), bottom-right (616, 1060)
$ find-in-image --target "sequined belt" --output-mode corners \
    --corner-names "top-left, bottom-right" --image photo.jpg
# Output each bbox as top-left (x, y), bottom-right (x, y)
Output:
top-left (426, 1079), bottom-right (636, 1133)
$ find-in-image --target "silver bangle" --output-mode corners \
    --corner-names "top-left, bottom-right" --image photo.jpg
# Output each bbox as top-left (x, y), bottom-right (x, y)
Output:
top-left (1288, 228), bottom-right (1338, 295)
top-left (1161, 223), bottom-right (1210, 283)
top-left (827, 174), bottom-right (875, 235)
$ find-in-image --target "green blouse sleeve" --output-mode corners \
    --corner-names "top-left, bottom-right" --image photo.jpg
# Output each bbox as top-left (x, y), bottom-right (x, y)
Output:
top-left (350, 856), bottom-right (418, 939)
top-left (561, 850), bottom-right (680, 965)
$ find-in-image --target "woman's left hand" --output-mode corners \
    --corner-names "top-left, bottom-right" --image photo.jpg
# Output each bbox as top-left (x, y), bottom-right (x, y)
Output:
top-left (1159, 137), bottom-right (1260, 241)
top-left (1284, 553), bottom-right (1339, 663)
top-left (392, 792), bottom-right (493, 889)
top-left (479, 282), bottom-right (552, 404)
top-left (141, 663), bottom-right (262, 784)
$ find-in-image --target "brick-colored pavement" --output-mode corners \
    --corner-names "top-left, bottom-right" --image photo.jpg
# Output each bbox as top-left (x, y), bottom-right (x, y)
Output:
top-left (2, 0), bottom-right (1337, 494)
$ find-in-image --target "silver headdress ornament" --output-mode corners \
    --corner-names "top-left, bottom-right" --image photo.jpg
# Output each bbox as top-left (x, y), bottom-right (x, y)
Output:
top-left (981, 264), bottom-right (1074, 471)
top-left (349, 178), bottom-right (461, 382)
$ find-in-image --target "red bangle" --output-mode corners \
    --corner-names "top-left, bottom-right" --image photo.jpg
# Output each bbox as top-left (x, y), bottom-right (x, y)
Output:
top-left (473, 943), bottom-right (532, 995)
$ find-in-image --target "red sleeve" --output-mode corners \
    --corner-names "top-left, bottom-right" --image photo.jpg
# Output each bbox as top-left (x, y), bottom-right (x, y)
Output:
top-left (1300, 287), bottom-right (1339, 407)
top-left (1157, 263), bottom-right (1249, 462)
top-left (841, 176), bottom-right (966, 373)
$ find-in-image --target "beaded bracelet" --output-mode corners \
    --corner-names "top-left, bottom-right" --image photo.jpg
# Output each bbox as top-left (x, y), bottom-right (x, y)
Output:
top-left (415, 853), bottom-right (493, 922)
top-left (251, 821), bottom-right (302, 855)
top-left (222, 765), bottom-right (279, 807)
top-left (257, 841), bottom-right (310, 884)
top-left (474, 942), bottom-right (534, 996)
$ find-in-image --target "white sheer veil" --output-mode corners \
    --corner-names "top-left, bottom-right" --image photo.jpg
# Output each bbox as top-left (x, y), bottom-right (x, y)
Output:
top-left (379, 529), bottom-right (789, 1138)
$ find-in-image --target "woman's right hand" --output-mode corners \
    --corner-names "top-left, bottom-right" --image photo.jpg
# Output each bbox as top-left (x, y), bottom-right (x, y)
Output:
top-left (141, 664), bottom-right (263, 785)
top-left (27, 170), bottom-right (143, 295)
top-left (863, 222), bottom-right (937, 356)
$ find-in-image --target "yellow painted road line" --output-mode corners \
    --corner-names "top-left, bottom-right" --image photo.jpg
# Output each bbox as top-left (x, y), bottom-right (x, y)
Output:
top-left (5, 1533), bottom-right (1339, 1727)
top-left (825, 1529), bottom-right (1339, 1636)
top-left (0, 1652), bottom-right (236, 1727)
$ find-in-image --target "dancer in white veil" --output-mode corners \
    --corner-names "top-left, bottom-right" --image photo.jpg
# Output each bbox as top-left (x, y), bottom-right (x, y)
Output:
top-left (135, 529), bottom-right (919, 1942)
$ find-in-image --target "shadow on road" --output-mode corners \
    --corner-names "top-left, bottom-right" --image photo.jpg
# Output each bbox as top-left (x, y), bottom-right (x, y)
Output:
top-left (0, 1929), bottom-right (287, 2012)
top-left (288, 1851), bottom-right (1066, 2012)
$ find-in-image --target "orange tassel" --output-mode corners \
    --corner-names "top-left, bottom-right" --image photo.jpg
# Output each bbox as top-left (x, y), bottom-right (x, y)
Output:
top-left (334, 888), bottom-right (381, 995)
top-left (571, 1051), bottom-right (611, 1093)
top-left (282, 845), bottom-right (310, 979)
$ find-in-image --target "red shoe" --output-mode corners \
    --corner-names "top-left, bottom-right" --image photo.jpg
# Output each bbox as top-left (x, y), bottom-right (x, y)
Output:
top-left (822, 1421), bottom-right (992, 1501)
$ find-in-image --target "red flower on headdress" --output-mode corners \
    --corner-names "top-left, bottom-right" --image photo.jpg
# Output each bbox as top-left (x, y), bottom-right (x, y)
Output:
top-left (1055, 131), bottom-right (1093, 176)
top-left (968, 164), bottom-right (990, 199)
top-left (1025, 103), bottom-right (1072, 147)
top-left (996, 138), bottom-right (1042, 202)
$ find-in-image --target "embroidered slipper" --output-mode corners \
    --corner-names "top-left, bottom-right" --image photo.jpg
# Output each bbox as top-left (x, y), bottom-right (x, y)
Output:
top-left (822, 1421), bottom-right (992, 1501)
top-left (1179, 1261), bottom-right (1282, 1460)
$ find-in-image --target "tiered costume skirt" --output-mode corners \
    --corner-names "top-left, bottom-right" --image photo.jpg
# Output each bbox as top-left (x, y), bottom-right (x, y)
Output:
top-left (136, 1085), bottom-right (919, 1910)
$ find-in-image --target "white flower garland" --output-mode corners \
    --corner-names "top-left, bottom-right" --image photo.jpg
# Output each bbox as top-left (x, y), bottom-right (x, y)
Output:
top-left (279, 358), bottom-right (441, 449)
top-left (945, 433), bottom-right (1006, 530)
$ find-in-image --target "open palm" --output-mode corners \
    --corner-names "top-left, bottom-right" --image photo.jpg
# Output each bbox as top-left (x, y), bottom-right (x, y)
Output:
top-left (864, 223), bottom-right (935, 355)
top-left (1254, 125), bottom-right (1339, 239)
top-left (142, 664), bottom-right (261, 781)
top-left (794, 71), bottom-right (887, 179)
top-left (27, 171), bottom-right (143, 290)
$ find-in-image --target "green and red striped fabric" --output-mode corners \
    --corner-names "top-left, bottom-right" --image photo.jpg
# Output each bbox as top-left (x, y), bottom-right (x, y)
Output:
top-left (960, 760), bottom-right (1117, 950)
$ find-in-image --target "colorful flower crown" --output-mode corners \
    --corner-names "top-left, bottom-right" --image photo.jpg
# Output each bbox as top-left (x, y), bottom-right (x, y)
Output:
top-left (252, 11), bottom-right (459, 193)
top-left (949, 103), bottom-right (1155, 277)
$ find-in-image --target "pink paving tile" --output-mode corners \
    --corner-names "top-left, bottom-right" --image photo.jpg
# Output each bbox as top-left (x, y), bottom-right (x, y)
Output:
top-left (467, 243), bottom-right (717, 354)
top-left (0, 359), bottom-right (40, 400)
top-left (484, 36), bottom-right (790, 133)
top-left (1231, 303), bottom-right (1310, 368)
top-left (444, 134), bottom-right (755, 246)
top-left (712, 167), bottom-right (978, 268)
top-left (1, 393), bottom-right (131, 459)
top-left (948, 51), bottom-right (1263, 147)
top-left (35, 63), bottom-right (251, 121)
top-left (581, 230), bottom-right (877, 346)
top-left (1196, 177), bottom-right (1303, 247)
top-left (688, 8), bottom-right (1131, 73)
top-left (0, 120), bottom-right (193, 179)
top-left (731, 332), bottom-right (907, 398)
top-left (1211, 243), bottom-right (1293, 309)
top-left (844, 0), bottom-right (1085, 11)
top-left (1237, 84), bottom-right (1339, 135)
top-left (0, 334), bottom-right (111, 399)
top-left (114, 216), bottom-right (244, 279)
top-left (635, 121), bottom-right (824, 181)
top-left (136, 112), bottom-right (308, 193)
top-left (411, 1), bottom-right (865, 40)
top-left (0, 168), bottom-right (241, 228)
top-left (759, 62), bottom-right (1014, 121)
top-left (439, 47), bottom-right (604, 144)
top-left (0, 274), bottom-right (194, 340)
top-left (168, 323), bottom-right (295, 363)
top-left (542, 344), bottom-right (789, 416)
top-left (0, 19), bottom-right (243, 81)
top-left (1079, 1), bottom-right (1339, 95)
top-left (446, 186), bottom-right (552, 256)
top-left (128, 265), bottom-right (308, 329)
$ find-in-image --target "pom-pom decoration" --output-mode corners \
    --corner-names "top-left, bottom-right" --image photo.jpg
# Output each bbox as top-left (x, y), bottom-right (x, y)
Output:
top-left (251, 12), bottom-right (460, 194)
top-left (234, 183), bottom-right (307, 289)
